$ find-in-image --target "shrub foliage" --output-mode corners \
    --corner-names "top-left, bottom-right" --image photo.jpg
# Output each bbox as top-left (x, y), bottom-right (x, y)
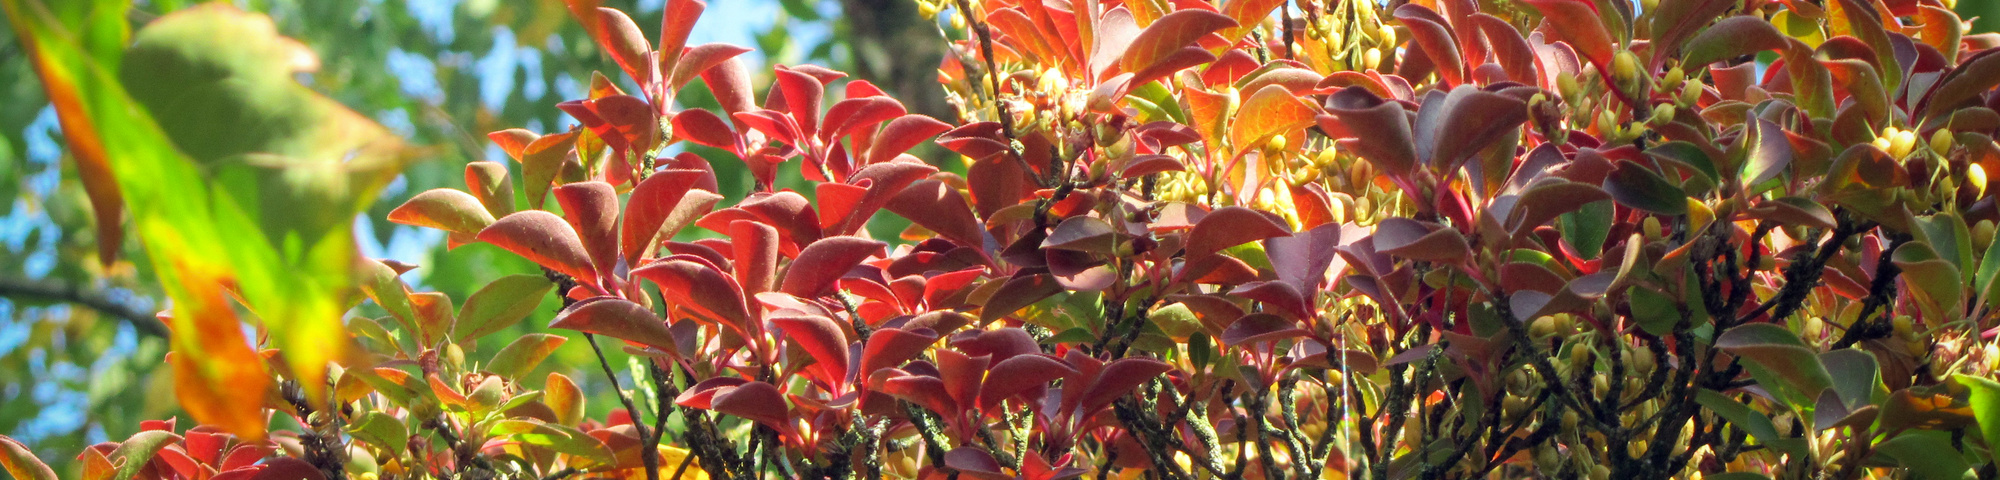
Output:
top-left (9, 0), bottom-right (2000, 478)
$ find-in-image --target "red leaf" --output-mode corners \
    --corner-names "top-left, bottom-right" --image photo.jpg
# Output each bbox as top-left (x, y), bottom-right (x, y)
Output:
top-left (464, 162), bottom-right (515, 219)
top-left (1646, 0), bottom-right (1737, 69)
top-left (730, 220), bottom-right (780, 297)
top-left (700, 57), bottom-right (757, 118)
top-left (1394, 4), bottom-right (1466, 86)
top-left (1682, 16), bottom-right (1788, 69)
top-left (1371, 217), bottom-right (1470, 262)
top-left (1470, 13), bottom-right (1539, 83)
top-left (733, 109), bottom-right (804, 147)
top-left (657, 0), bottom-right (709, 78)
top-left (560, 95), bottom-right (659, 158)
top-left (1221, 312), bottom-right (1309, 346)
top-left (479, 211), bottom-right (597, 286)
top-left (867, 115), bottom-right (952, 165)
top-left (671, 108), bottom-right (737, 150)
top-left (978, 354), bottom-right (1073, 411)
top-left (1263, 222), bottom-right (1342, 291)
top-left (1220, 0), bottom-right (1287, 45)
top-left (669, 43), bottom-right (752, 93)
top-left (935, 349), bottom-right (990, 410)
top-left (886, 179), bottom-right (985, 248)
top-left (1075, 358), bottom-right (1172, 415)
top-left (551, 297), bottom-right (679, 356)
top-left (1127, 47), bottom-right (1218, 92)
top-left (1415, 85), bottom-right (1527, 172)
top-left (946, 448), bottom-right (1012, 480)
top-left (1185, 206), bottom-right (1291, 260)
top-left (519, 131), bottom-right (578, 209)
top-left (1504, 180), bottom-right (1610, 236)
top-left (631, 258), bottom-right (752, 335)
top-left (1520, 0), bottom-right (1616, 70)
top-left (1234, 281), bottom-right (1312, 322)
top-left (1229, 84), bottom-right (1319, 151)
top-left (782, 236), bottom-right (888, 298)
top-left (620, 169), bottom-right (711, 262)
top-left (552, 182), bottom-right (622, 277)
top-left (772, 68), bottom-right (826, 137)
top-left (389, 189), bottom-right (496, 236)
top-left (1321, 87), bottom-right (1417, 176)
top-left (1120, 10), bottom-right (1236, 79)
top-left (488, 128), bottom-right (540, 161)
top-left (831, 155), bottom-right (939, 227)
top-left (877, 372), bottom-right (956, 415)
top-left (821, 97), bottom-right (907, 144)
top-left (590, 7), bottom-right (653, 86)
top-left (708, 381), bottom-right (792, 432)
top-left (857, 327), bottom-right (941, 386)
top-left (675, 377), bottom-right (750, 409)
top-left (979, 273), bottom-right (1064, 322)
top-left (770, 313), bottom-right (852, 390)
top-left (1089, 7), bottom-right (1139, 80)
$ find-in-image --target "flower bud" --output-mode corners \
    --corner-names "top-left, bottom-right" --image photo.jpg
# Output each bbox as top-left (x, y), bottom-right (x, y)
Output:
top-left (1680, 79), bottom-right (1703, 106)
top-left (1558, 74), bottom-right (1582, 100)
top-left (1364, 48), bottom-right (1383, 70)
top-left (1931, 129), bottom-right (1955, 156)
top-left (1890, 129), bottom-right (1918, 159)
top-left (1643, 216), bottom-right (1663, 240)
top-left (1968, 163), bottom-right (1987, 198)
top-left (1612, 50), bottom-right (1642, 89)
top-left (1649, 103), bottom-right (1676, 126)
top-left (1974, 220), bottom-right (1995, 252)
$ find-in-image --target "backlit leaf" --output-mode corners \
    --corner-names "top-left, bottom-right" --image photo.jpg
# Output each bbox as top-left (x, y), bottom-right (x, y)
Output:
top-left (454, 274), bottom-right (556, 342)
top-left (484, 333), bottom-right (569, 380)
top-left (549, 297), bottom-right (680, 355)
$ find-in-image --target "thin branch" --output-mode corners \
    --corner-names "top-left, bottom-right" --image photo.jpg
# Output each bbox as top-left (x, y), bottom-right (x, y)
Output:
top-left (0, 276), bottom-right (166, 337)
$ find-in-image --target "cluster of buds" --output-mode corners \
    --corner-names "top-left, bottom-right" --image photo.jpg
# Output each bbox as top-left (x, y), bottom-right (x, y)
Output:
top-left (1304, 0), bottom-right (1393, 71)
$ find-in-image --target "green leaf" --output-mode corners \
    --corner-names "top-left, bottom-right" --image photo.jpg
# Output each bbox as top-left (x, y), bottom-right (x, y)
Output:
top-left (489, 420), bottom-right (617, 468)
top-left (1820, 349), bottom-right (1882, 411)
top-left (1958, 375), bottom-right (2000, 464)
top-left (483, 334), bottom-right (568, 381)
top-left (1148, 302), bottom-right (1203, 340)
top-left (1716, 323), bottom-right (1833, 411)
top-left (1873, 430), bottom-right (1972, 480)
top-left (109, 430), bottom-right (181, 480)
top-left (1559, 199), bottom-right (1614, 258)
top-left (1627, 286), bottom-right (1679, 335)
top-left (1741, 119), bottom-right (1792, 192)
top-left (1892, 242), bottom-right (1964, 325)
top-left (1695, 389), bottom-right (1798, 456)
top-left (0, 435), bottom-right (56, 480)
top-left (1603, 159), bottom-right (1688, 215)
top-left (453, 274), bottom-right (556, 342)
top-left (345, 411), bottom-right (410, 453)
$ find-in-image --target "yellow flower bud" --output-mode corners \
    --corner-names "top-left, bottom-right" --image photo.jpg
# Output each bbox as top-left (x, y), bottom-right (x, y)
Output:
top-left (1663, 67), bottom-right (1685, 91)
top-left (1649, 103), bottom-right (1676, 126)
top-left (1643, 216), bottom-right (1663, 240)
top-left (1267, 133), bottom-right (1288, 152)
top-left (1612, 50), bottom-right (1641, 86)
top-left (1378, 24), bottom-right (1398, 46)
top-left (1969, 163), bottom-right (1988, 198)
top-left (1932, 129), bottom-right (1955, 156)
top-left (1680, 79), bottom-right (1703, 106)
top-left (1974, 220), bottom-right (1995, 252)
top-left (1890, 129), bottom-right (1918, 159)
top-left (1364, 48), bottom-right (1383, 70)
